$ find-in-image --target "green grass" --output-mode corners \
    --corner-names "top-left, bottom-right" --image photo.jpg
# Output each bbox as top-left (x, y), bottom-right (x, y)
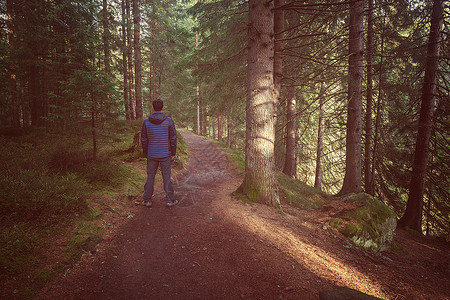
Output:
top-left (215, 140), bottom-right (245, 173)
top-left (62, 218), bottom-right (104, 265)
top-left (175, 131), bottom-right (189, 169)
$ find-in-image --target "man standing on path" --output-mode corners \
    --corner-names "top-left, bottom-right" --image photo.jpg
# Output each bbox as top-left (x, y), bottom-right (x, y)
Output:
top-left (141, 99), bottom-right (178, 207)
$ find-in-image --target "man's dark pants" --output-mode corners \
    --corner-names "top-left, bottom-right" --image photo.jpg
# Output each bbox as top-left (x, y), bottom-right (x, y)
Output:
top-left (143, 156), bottom-right (175, 204)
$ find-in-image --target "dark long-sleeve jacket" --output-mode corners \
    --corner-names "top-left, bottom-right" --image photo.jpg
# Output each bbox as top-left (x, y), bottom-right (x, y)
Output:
top-left (141, 112), bottom-right (177, 159)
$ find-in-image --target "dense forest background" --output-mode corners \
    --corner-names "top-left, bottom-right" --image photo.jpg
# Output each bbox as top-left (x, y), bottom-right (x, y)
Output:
top-left (0, 0), bottom-right (448, 237)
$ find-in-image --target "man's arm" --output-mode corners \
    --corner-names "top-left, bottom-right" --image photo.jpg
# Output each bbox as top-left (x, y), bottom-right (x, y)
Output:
top-left (140, 121), bottom-right (148, 157)
top-left (168, 118), bottom-right (177, 157)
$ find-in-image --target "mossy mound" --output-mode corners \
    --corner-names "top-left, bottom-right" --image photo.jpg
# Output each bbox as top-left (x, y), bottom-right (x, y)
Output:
top-left (330, 193), bottom-right (396, 252)
top-left (278, 173), bottom-right (331, 210)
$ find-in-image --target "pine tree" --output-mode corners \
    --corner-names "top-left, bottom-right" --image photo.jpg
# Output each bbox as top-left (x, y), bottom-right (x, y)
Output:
top-left (338, 0), bottom-right (364, 195)
top-left (133, 0), bottom-right (143, 119)
top-left (398, 0), bottom-right (444, 232)
top-left (364, 0), bottom-right (374, 195)
top-left (237, 0), bottom-right (279, 207)
top-left (122, 0), bottom-right (130, 120)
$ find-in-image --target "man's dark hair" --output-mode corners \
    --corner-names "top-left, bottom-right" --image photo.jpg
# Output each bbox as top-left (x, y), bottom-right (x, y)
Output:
top-left (152, 99), bottom-right (164, 111)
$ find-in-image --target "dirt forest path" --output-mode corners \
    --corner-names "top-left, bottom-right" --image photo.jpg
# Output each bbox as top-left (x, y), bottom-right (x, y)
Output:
top-left (38, 132), bottom-right (449, 300)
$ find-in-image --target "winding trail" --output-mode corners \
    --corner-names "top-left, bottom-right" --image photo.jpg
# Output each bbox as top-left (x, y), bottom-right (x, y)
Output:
top-left (38, 132), bottom-right (316, 299)
top-left (37, 132), bottom-right (449, 300)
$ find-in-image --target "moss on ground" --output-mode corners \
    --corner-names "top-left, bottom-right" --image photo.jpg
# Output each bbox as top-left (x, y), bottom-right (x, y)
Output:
top-left (277, 173), bottom-right (331, 210)
top-left (63, 220), bottom-right (104, 265)
top-left (330, 194), bottom-right (397, 251)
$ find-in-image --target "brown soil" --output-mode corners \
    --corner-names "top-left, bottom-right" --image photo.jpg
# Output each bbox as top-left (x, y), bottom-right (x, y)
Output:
top-left (36, 132), bottom-right (449, 299)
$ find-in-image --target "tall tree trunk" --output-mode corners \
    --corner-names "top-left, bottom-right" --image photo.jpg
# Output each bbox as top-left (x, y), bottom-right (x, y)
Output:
top-left (7, 0), bottom-right (19, 127)
top-left (42, 56), bottom-right (49, 123)
top-left (273, 0), bottom-right (284, 126)
top-left (371, 15), bottom-right (385, 193)
top-left (372, 67), bottom-right (383, 194)
top-left (54, 7), bottom-right (67, 128)
top-left (338, 0), bottom-right (364, 195)
top-left (398, 0), bottom-right (444, 232)
top-left (237, 0), bottom-right (279, 208)
top-left (21, 84), bottom-right (30, 126)
top-left (202, 105), bottom-right (206, 136)
top-left (425, 195), bottom-right (431, 236)
top-left (212, 115), bottom-right (216, 140)
top-left (314, 83), bottom-right (325, 189)
top-left (102, 0), bottom-right (111, 75)
top-left (196, 95), bottom-right (200, 134)
top-left (133, 0), bottom-right (143, 119)
top-left (218, 113), bottom-right (222, 142)
top-left (126, 0), bottom-right (135, 119)
top-left (227, 114), bottom-right (230, 146)
top-left (121, 0), bottom-right (130, 120)
top-left (29, 63), bottom-right (42, 126)
top-left (150, 19), bottom-right (157, 104)
top-left (228, 114), bottom-right (234, 148)
top-left (195, 33), bottom-right (200, 134)
top-left (91, 92), bottom-right (97, 161)
top-left (158, 53), bottom-right (162, 95)
top-left (149, 62), bottom-right (153, 103)
top-left (200, 84), bottom-right (206, 136)
top-left (273, 0), bottom-right (284, 168)
top-left (364, 0), bottom-right (374, 195)
top-left (283, 85), bottom-right (296, 177)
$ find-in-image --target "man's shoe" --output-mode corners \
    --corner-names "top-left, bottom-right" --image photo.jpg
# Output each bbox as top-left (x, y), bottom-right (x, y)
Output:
top-left (141, 201), bottom-right (152, 207)
top-left (166, 200), bottom-right (178, 207)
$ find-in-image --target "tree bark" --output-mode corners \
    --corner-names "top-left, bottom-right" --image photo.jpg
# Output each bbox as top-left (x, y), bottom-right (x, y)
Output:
top-left (200, 86), bottom-right (206, 136)
top-left (91, 93), bottom-right (97, 161)
top-left (364, 0), bottom-right (374, 195)
top-left (338, 0), bottom-right (364, 195)
top-left (237, 0), bottom-right (279, 208)
top-left (7, 0), bottom-right (20, 127)
top-left (398, 0), bottom-right (444, 232)
top-left (121, 0), bottom-right (130, 120)
top-left (133, 0), bottom-right (143, 119)
top-left (21, 84), bottom-right (30, 126)
top-left (102, 0), bottom-right (111, 75)
top-left (126, 0), bottom-right (135, 119)
top-left (212, 115), bottom-right (216, 140)
top-left (314, 83), bottom-right (325, 189)
top-left (228, 114), bottom-right (235, 148)
top-left (371, 15), bottom-right (385, 194)
top-left (151, 19), bottom-right (156, 103)
top-left (29, 63), bottom-right (42, 126)
top-left (273, 0), bottom-right (284, 125)
top-left (283, 85), bottom-right (296, 178)
top-left (218, 113), bottom-right (222, 142)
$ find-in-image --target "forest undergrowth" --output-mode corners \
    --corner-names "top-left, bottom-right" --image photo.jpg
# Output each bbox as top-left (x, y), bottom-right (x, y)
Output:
top-left (0, 120), bottom-right (180, 298)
